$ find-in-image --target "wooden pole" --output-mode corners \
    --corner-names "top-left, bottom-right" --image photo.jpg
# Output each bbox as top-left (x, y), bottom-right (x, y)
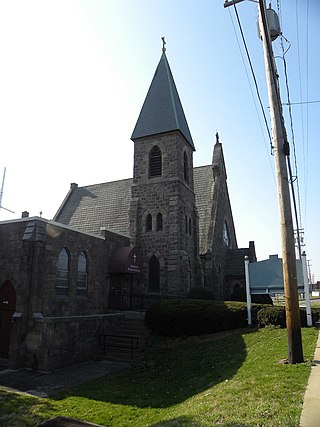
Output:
top-left (258, 0), bottom-right (303, 363)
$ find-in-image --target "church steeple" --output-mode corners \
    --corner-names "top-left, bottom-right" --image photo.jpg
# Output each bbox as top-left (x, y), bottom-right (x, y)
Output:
top-left (129, 42), bottom-right (200, 297)
top-left (131, 42), bottom-right (195, 150)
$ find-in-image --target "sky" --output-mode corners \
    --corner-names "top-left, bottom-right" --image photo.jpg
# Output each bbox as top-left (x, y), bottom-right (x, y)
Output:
top-left (0, 0), bottom-right (319, 281)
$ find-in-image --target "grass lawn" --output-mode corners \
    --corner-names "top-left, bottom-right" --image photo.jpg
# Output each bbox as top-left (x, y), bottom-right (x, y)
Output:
top-left (0, 327), bottom-right (318, 427)
top-left (311, 301), bottom-right (320, 309)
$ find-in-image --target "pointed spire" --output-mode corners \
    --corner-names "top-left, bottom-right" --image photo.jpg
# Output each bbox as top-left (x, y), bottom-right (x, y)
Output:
top-left (131, 40), bottom-right (195, 150)
top-left (212, 133), bottom-right (227, 179)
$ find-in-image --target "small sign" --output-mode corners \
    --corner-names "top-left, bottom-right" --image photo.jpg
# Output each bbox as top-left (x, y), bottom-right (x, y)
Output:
top-left (109, 247), bottom-right (142, 274)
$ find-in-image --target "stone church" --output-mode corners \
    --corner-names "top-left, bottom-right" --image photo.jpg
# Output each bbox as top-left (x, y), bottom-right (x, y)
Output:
top-left (0, 48), bottom-right (256, 371)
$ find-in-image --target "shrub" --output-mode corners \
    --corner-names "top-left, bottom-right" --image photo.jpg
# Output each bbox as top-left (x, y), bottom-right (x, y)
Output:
top-left (250, 303), bottom-right (272, 324)
top-left (187, 286), bottom-right (215, 300)
top-left (146, 299), bottom-right (320, 337)
top-left (257, 305), bottom-right (320, 328)
top-left (300, 307), bottom-right (320, 326)
top-left (257, 306), bottom-right (286, 328)
top-left (145, 299), bottom-right (265, 337)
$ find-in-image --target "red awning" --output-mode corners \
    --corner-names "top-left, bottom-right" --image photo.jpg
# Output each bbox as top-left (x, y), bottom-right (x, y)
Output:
top-left (108, 247), bottom-right (142, 274)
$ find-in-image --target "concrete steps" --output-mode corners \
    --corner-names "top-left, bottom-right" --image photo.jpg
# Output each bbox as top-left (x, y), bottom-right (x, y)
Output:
top-left (99, 313), bottom-right (151, 363)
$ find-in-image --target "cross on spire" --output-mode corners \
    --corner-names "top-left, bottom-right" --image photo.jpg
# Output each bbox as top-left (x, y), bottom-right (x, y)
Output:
top-left (161, 36), bottom-right (166, 53)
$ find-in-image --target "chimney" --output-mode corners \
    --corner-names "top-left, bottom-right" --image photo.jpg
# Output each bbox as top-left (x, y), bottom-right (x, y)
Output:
top-left (21, 211), bottom-right (29, 218)
top-left (70, 183), bottom-right (78, 189)
top-left (249, 241), bottom-right (257, 262)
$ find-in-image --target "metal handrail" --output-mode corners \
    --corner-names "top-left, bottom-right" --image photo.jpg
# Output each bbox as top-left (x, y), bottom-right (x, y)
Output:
top-left (98, 334), bottom-right (139, 360)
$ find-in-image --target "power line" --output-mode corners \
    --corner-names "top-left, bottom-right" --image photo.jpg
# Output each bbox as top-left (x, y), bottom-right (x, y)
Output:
top-left (232, 2), bottom-right (274, 154)
top-left (278, 32), bottom-right (303, 231)
top-left (287, 156), bottom-right (302, 258)
top-left (227, 8), bottom-right (276, 183)
top-left (275, 0), bottom-right (305, 259)
top-left (282, 100), bottom-right (320, 106)
top-left (305, 0), bottom-right (310, 229)
top-left (294, 0), bottom-right (309, 228)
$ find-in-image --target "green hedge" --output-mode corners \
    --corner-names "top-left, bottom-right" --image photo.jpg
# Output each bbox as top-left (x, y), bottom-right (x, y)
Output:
top-left (257, 305), bottom-right (320, 328)
top-left (145, 299), bottom-right (320, 337)
top-left (257, 305), bottom-right (286, 327)
top-left (145, 299), bottom-right (267, 337)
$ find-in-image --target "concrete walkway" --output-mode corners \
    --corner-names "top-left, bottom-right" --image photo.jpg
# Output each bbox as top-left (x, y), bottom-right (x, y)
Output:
top-left (300, 331), bottom-right (320, 427)
top-left (0, 360), bottom-right (127, 397)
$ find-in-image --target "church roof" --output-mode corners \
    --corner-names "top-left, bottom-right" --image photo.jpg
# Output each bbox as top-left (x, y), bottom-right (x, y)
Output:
top-left (54, 166), bottom-right (215, 253)
top-left (131, 52), bottom-right (195, 150)
top-left (54, 178), bottom-right (133, 236)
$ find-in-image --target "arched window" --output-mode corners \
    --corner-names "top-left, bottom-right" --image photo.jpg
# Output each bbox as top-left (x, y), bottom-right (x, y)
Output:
top-left (156, 213), bottom-right (163, 231)
top-left (223, 220), bottom-right (230, 246)
top-left (56, 248), bottom-right (69, 296)
top-left (146, 214), bottom-right (152, 232)
top-left (183, 152), bottom-right (189, 184)
top-left (149, 146), bottom-right (162, 178)
top-left (77, 251), bottom-right (88, 296)
top-left (148, 255), bottom-right (160, 293)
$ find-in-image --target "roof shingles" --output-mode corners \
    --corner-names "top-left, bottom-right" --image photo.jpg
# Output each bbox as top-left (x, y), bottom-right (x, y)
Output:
top-left (55, 168), bottom-right (215, 253)
top-left (131, 52), bottom-right (195, 150)
top-left (55, 178), bottom-right (133, 236)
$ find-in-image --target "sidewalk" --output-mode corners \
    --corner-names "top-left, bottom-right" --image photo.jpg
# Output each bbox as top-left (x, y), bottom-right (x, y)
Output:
top-left (0, 360), bottom-right (127, 397)
top-left (300, 331), bottom-right (320, 427)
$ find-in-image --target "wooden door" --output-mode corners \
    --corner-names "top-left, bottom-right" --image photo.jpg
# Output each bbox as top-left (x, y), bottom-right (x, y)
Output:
top-left (0, 281), bottom-right (16, 358)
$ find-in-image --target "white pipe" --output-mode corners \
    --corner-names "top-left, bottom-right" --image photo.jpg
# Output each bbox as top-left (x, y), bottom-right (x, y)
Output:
top-left (244, 256), bottom-right (252, 326)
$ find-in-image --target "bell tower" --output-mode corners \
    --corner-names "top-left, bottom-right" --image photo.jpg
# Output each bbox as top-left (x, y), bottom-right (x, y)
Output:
top-left (130, 41), bottom-right (201, 296)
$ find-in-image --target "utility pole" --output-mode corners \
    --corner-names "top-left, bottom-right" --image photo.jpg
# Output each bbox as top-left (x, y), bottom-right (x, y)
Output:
top-left (257, 0), bottom-right (303, 364)
top-left (224, 0), bottom-right (303, 363)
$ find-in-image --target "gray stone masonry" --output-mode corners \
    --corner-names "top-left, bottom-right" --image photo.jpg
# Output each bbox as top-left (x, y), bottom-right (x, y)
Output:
top-left (0, 218), bottom-right (129, 370)
top-left (131, 132), bottom-right (201, 294)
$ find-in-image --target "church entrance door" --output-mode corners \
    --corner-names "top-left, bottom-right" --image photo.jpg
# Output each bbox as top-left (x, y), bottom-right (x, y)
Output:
top-left (108, 274), bottom-right (133, 310)
top-left (0, 281), bottom-right (16, 358)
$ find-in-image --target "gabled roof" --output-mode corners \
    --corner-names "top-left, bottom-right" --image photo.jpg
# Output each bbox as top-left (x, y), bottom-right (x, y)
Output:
top-left (131, 52), bottom-right (195, 150)
top-left (54, 167), bottom-right (215, 252)
top-left (54, 179), bottom-right (133, 236)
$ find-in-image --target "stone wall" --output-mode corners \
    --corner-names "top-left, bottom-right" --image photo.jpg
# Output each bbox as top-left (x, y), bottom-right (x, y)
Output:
top-left (9, 313), bottom-right (121, 371)
top-left (201, 142), bottom-right (238, 299)
top-left (0, 217), bottom-right (129, 370)
top-left (131, 132), bottom-right (200, 295)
